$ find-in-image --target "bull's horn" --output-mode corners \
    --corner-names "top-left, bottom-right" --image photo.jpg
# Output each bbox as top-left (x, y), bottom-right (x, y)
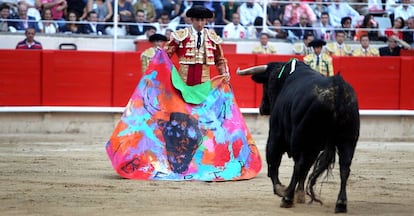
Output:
top-left (236, 65), bottom-right (268, 75)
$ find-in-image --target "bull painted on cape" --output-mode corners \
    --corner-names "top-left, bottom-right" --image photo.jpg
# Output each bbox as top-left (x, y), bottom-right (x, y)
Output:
top-left (238, 59), bottom-right (360, 213)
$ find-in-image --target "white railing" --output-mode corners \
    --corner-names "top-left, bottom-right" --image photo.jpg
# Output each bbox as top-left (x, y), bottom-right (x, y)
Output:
top-left (1, 106), bottom-right (414, 116)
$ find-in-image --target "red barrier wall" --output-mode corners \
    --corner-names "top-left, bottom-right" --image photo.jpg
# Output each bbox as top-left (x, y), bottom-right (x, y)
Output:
top-left (334, 56), bottom-right (401, 109)
top-left (0, 49), bottom-right (413, 110)
top-left (42, 50), bottom-right (113, 106)
top-left (0, 50), bottom-right (42, 106)
top-left (112, 52), bottom-right (142, 106)
top-left (399, 57), bottom-right (414, 109)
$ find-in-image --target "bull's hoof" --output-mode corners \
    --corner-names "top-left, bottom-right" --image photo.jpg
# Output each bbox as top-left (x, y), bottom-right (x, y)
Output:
top-left (280, 197), bottom-right (294, 208)
top-left (273, 184), bottom-right (286, 197)
top-left (335, 200), bottom-right (347, 213)
top-left (295, 190), bottom-right (305, 204)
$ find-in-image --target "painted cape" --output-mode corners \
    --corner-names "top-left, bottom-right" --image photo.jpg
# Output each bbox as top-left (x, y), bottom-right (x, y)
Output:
top-left (106, 50), bottom-right (262, 181)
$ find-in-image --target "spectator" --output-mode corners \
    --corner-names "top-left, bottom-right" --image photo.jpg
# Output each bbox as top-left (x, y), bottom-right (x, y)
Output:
top-left (359, 0), bottom-right (384, 16)
top-left (176, 14), bottom-right (192, 30)
top-left (293, 32), bottom-right (314, 55)
top-left (283, 0), bottom-right (316, 26)
top-left (379, 35), bottom-right (402, 56)
top-left (327, 0), bottom-right (360, 27)
top-left (87, 0), bottom-right (113, 22)
top-left (221, 0), bottom-right (240, 25)
top-left (352, 34), bottom-right (380, 56)
top-left (206, 11), bottom-right (222, 36)
top-left (266, 0), bottom-right (284, 25)
top-left (83, 10), bottom-right (105, 35)
top-left (161, 0), bottom-right (176, 16)
top-left (141, 33), bottom-right (167, 73)
top-left (402, 16), bottom-right (414, 48)
top-left (154, 10), bottom-right (172, 34)
top-left (288, 13), bottom-right (314, 41)
top-left (247, 16), bottom-right (276, 39)
top-left (105, 14), bottom-right (127, 36)
top-left (37, 0), bottom-right (66, 28)
top-left (38, 8), bottom-right (59, 33)
top-left (11, 2), bottom-right (39, 32)
top-left (222, 12), bottom-right (247, 40)
top-left (0, 3), bottom-right (13, 32)
top-left (394, 0), bottom-right (414, 22)
top-left (21, 0), bottom-right (41, 21)
top-left (238, 0), bottom-right (263, 26)
top-left (128, 9), bottom-right (147, 35)
top-left (271, 18), bottom-right (288, 39)
top-left (310, 0), bottom-right (328, 20)
top-left (150, 0), bottom-right (163, 18)
top-left (252, 33), bottom-right (277, 54)
top-left (15, 27), bottom-right (42, 49)
top-left (66, 0), bottom-right (87, 21)
top-left (385, 0), bottom-right (399, 16)
top-left (60, 10), bottom-right (82, 33)
top-left (116, 0), bottom-right (134, 22)
top-left (303, 39), bottom-right (333, 76)
top-left (165, 27), bottom-right (173, 40)
top-left (384, 16), bottom-right (405, 40)
top-left (313, 12), bottom-right (334, 40)
top-left (133, 0), bottom-right (156, 22)
top-left (355, 13), bottom-right (386, 41)
top-left (339, 16), bottom-right (356, 41)
top-left (2, 1), bottom-right (18, 17)
top-left (173, 0), bottom-right (193, 19)
top-left (325, 30), bottom-right (353, 56)
top-left (134, 24), bottom-right (156, 40)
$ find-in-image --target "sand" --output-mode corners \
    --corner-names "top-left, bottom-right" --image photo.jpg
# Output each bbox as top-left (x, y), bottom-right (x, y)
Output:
top-left (1, 133), bottom-right (413, 216)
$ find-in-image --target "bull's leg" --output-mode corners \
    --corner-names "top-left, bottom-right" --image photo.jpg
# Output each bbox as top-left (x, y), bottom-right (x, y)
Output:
top-left (266, 135), bottom-right (286, 197)
top-left (295, 152), bottom-right (319, 204)
top-left (281, 152), bottom-right (319, 208)
top-left (335, 141), bottom-right (357, 213)
top-left (280, 162), bottom-right (299, 208)
top-left (267, 148), bottom-right (285, 197)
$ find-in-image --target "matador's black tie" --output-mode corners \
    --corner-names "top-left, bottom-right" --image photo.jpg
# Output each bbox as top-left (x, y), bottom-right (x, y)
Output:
top-left (197, 31), bottom-right (202, 49)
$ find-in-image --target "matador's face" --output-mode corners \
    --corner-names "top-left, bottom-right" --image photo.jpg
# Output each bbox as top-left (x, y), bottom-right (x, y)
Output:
top-left (191, 18), bottom-right (207, 32)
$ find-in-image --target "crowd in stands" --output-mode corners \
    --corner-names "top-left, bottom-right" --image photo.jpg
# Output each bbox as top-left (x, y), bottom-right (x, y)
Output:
top-left (1, 0), bottom-right (414, 52)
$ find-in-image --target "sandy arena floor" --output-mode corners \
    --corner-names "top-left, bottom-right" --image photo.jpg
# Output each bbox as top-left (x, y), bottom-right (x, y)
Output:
top-left (1, 133), bottom-right (413, 216)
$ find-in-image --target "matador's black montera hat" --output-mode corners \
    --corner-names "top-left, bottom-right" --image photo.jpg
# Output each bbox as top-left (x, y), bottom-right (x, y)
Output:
top-left (149, 33), bottom-right (168, 42)
top-left (186, 5), bottom-right (213, 19)
top-left (309, 39), bottom-right (327, 48)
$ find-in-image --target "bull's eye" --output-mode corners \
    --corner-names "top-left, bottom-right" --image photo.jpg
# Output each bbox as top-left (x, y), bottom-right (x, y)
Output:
top-left (171, 120), bottom-right (178, 126)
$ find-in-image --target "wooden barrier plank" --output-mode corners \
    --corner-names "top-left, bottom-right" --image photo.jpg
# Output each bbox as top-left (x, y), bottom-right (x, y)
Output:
top-left (42, 50), bottom-right (113, 106)
top-left (0, 50), bottom-right (42, 105)
top-left (112, 52), bottom-right (142, 106)
top-left (335, 57), bottom-right (401, 109)
top-left (399, 57), bottom-right (414, 110)
top-left (226, 54), bottom-right (259, 108)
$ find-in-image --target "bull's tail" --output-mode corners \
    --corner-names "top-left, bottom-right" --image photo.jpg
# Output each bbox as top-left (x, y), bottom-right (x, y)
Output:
top-left (306, 74), bottom-right (346, 204)
top-left (306, 143), bottom-right (336, 205)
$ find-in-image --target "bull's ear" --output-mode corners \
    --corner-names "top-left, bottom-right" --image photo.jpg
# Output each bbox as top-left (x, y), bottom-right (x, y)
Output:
top-left (251, 72), bottom-right (269, 83)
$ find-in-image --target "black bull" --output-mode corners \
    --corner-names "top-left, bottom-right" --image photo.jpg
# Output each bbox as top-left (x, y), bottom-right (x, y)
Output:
top-left (238, 59), bottom-right (360, 213)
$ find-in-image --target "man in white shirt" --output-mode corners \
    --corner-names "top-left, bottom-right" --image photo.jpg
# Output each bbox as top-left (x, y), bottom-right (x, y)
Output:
top-left (238, 0), bottom-right (263, 26)
top-left (313, 12), bottom-right (334, 40)
top-left (327, 0), bottom-right (361, 27)
top-left (222, 13), bottom-right (247, 39)
top-left (394, 0), bottom-right (414, 21)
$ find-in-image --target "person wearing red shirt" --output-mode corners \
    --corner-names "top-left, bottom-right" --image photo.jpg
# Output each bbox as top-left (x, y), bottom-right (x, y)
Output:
top-left (16, 27), bottom-right (43, 49)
